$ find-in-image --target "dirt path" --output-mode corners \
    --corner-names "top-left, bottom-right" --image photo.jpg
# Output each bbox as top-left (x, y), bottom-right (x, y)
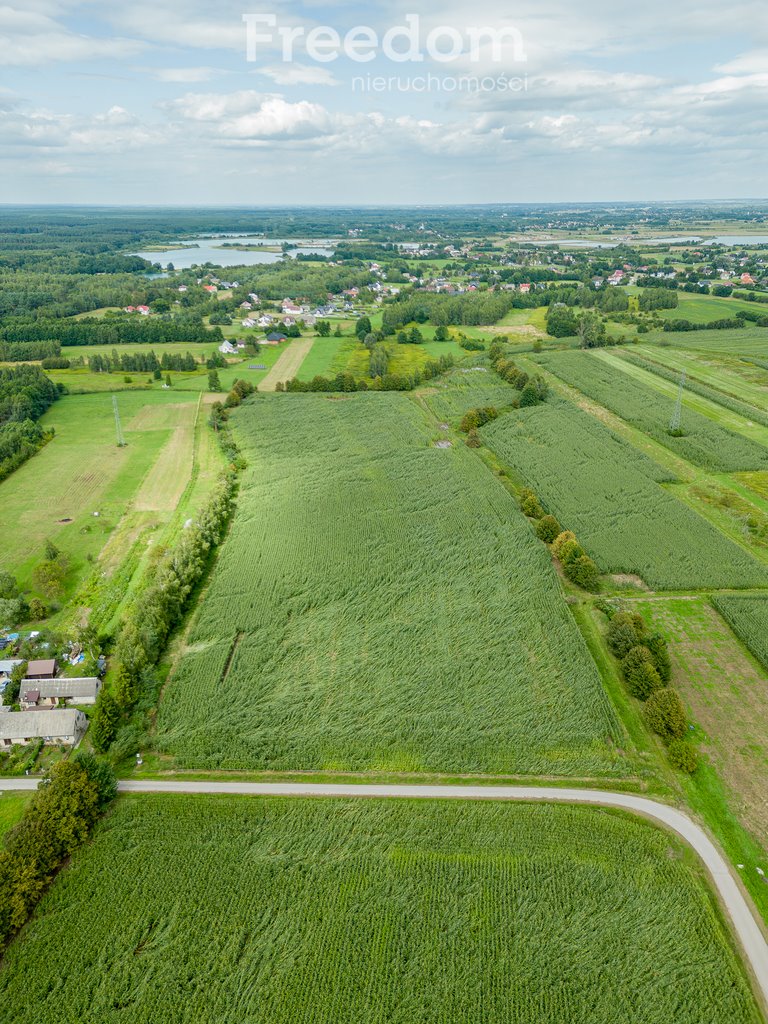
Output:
top-left (258, 338), bottom-right (314, 392)
top-left (4, 776), bottom-right (767, 1009)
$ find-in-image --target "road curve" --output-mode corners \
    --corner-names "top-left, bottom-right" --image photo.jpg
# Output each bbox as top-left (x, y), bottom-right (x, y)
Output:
top-left (4, 778), bottom-right (768, 1011)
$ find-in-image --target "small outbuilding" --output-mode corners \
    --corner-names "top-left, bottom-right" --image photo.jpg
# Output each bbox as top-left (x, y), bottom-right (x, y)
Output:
top-left (0, 709), bottom-right (87, 747)
top-left (25, 659), bottom-right (57, 680)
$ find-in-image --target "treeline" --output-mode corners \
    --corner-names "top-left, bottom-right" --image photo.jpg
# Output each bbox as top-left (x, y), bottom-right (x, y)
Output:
top-left (489, 343), bottom-right (548, 405)
top-left (662, 317), bottom-right (748, 332)
top-left (90, 350), bottom-right (202, 374)
top-left (0, 316), bottom-right (221, 347)
top-left (382, 292), bottom-right (517, 329)
top-left (0, 340), bottom-right (61, 362)
top-left (281, 355), bottom-right (456, 394)
top-left (0, 755), bottom-right (116, 952)
top-left (0, 365), bottom-right (61, 482)
top-left (519, 490), bottom-right (600, 590)
top-left (599, 603), bottom-right (697, 773)
top-left (90, 465), bottom-right (239, 752)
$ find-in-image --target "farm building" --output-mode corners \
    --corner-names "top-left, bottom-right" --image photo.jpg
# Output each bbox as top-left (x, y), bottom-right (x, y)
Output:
top-left (25, 659), bottom-right (57, 680)
top-left (0, 709), bottom-right (87, 747)
top-left (20, 677), bottom-right (101, 710)
top-left (265, 332), bottom-right (287, 344)
top-left (219, 341), bottom-right (237, 355)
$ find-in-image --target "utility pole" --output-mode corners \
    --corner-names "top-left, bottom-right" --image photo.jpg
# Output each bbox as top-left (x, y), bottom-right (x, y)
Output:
top-left (112, 395), bottom-right (126, 447)
top-left (669, 370), bottom-right (685, 434)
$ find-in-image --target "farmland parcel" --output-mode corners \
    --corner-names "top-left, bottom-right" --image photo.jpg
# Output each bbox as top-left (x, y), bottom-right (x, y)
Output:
top-left (481, 400), bottom-right (767, 590)
top-left (0, 795), bottom-right (760, 1024)
top-left (157, 392), bottom-right (623, 775)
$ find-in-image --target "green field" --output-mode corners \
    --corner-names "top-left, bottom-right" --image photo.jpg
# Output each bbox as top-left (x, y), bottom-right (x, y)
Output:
top-left (481, 400), bottom-right (767, 590)
top-left (644, 326), bottom-right (768, 356)
top-left (156, 392), bottom-right (624, 775)
top-left (711, 593), bottom-right (768, 672)
top-left (657, 291), bottom-right (764, 324)
top-left (0, 792), bottom-right (30, 838)
top-left (422, 369), bottom-right (518, 423)
top-left (0, 794), bottom-right (760, 1024)
top-left (536, 351), bottom-right (768, 471)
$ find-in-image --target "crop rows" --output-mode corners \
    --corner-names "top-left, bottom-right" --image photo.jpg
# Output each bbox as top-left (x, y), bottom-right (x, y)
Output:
top-left (0, 795), bottom-right (759, 1024)
top-left (481, 400), bottom-right (767, 590)
top-left (711, 593), bottom-right (768, 672)
top-left (157, 392), bottom-right (623, 775)
top-left (424, 371), bottom-right (518, 422)
top-left (616, 351), bottom-right (768, 428)
top-left (536, 351), bottom-right (768, 471)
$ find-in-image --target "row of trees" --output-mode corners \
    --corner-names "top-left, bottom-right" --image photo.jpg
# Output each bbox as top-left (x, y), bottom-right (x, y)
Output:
top-left (601, 605), bottom-right (697, 773)
top-left (0, 755), bottom-right (116, 951)
top-left (91, 464), bottom-right (239, 752)
top-left (0, 315), bottom-right (220, 347)
top-left (280, 355), bottom-right (456, 395)
top-left (518, 490), bottom-right (600, 590)
top-left (488, 343), bottom-right (549, 405)
top-left (0, 340), bottom-right (61, 362)
top-left (89, 350), bottom-right (202, 374)
top-left (0, 365), bottom-right (61, 484)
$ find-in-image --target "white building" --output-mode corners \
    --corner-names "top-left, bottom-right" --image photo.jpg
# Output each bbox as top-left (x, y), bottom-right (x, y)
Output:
top-left (20, 677), bottom-right (101, 710)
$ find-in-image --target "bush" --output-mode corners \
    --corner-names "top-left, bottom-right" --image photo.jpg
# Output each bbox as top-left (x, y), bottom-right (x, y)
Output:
top-left (622, 645), bottom-right (663, 700)
top-left (564, 554), bottom-right (599, 591)
top-left (557, 538), bottom-right (585, 566)
top-left (535, 514), bottom-right (561, 543)
top-left (668, 739), bottom-right (698, 774)
top-left (519, 489), bottom-right (544, 519)
top-left (465, 429), bottom-right (481, 448)
top-left (606, 611), bottom-right (645, 658)
top-left (551, 530), bottom-right (576, 558)
top-left (644, 687), bottom-right (686, 742)
top-left (645, 632), bottom-right (672, 683)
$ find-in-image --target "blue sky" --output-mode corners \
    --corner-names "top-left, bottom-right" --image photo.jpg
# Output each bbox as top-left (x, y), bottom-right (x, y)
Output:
top-left (2, 1), bottom-right (767, 204)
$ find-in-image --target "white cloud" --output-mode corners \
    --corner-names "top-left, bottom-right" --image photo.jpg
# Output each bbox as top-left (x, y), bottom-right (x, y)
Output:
top-left (152, 66), bottom-right (219, 83)
top-left (257, 64), bottom-right (339, 87)
top-left (0, 5), bottom-right (144, 65)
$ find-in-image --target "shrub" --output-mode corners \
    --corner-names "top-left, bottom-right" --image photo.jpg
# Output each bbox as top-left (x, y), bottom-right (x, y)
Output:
top-left (622, 646), bottom-right (663, 700)
top-left (465, 429), bottom-right (481, 448)
top-left (551, 531), bottom-right (577, 558)
top-left (668, 739), bottom-right (698, 774)
top-left (644, 687), bottom-right (686, 742)
top-left (606, 611), bottom-right (645, 658)
top-left (564, 554), bottom-right (599, 591)
top-left (535, 514), bottom-right (561, 543)
top-left (645, 632), bottom-right (672, 683)
top-left (519, 489), bottom-right (544, 519)
top-left (558, 539), bottom-right (585, 566)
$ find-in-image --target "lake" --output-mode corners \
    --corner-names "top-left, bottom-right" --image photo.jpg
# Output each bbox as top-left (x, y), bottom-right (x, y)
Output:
top-left (132, 235), bottom-right (336, 269)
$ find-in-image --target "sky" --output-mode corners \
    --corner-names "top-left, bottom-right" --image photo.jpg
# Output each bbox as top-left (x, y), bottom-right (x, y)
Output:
top-left (1, 1), bottom-right (768, 205)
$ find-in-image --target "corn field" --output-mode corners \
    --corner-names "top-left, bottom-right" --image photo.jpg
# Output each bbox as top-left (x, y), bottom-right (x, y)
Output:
top-left (482, 400), bottom-right (767, 590)
top-left (0, 795), bottom-right (760, 1024)
top-left (711, 593), bottom-right (768, 672)
top-left (156, 392), bottom-right (623, 776)
top-left (424, 371), bottom-right (518, 423)
top-left (536, 351), bottom-right (768, 472)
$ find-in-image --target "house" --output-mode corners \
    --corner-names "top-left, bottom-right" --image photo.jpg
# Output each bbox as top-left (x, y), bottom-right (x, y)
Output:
top-left (741, 273), bottom-right (756, 286)
top-left (123, 305), bottom-right (135, 313)
top-left (257, 315), bottom-right (273, 328)
top-left (219, 341), bottom-right (237, 355)
top-left (241, 318), bottom-right (256, 328)
top-left (283, 316), bottom-right (295, 327)
top-left (0, 708), bottom-right (87, 747)
top-left (25, 659), bottom-right (57, 680)
top-left (265, 332), bottom-right (287, 344)
top-left (136, 305), bottom-right (150, 315)
top-left (20, 677), bottom-right (101, 710)
top-left (302, 314), bottom-right (316, 327)
top-left (240, 302), bottom-right (253, 310)
top-left (203, 285), bottom-right (218, 293)
top-left (608, 270), bottom-right (625, 285)
top-left (281, 299), bottom-right (302, 316)
top-left (519, 283), bottom-right (531, 294)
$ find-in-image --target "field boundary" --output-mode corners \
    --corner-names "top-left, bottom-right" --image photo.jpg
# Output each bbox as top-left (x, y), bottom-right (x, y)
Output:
top-left (3, 777), bottom-right (767, 1013)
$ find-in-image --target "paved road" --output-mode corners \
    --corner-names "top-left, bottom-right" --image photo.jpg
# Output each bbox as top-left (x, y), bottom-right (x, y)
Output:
top-left (4, 778), bottom-right (768, 1011)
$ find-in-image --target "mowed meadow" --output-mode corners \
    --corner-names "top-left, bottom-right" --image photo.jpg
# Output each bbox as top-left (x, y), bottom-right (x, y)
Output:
top-left (157, 392), bottom-right (624, 775)
top-left (0, 795), bottom-right (759, 1024)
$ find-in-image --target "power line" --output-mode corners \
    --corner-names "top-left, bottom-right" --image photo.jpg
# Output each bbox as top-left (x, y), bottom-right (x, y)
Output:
top-left (112, 395), bottom-right (126, 447)
top-left (669, 370), bottom-right (685, 434)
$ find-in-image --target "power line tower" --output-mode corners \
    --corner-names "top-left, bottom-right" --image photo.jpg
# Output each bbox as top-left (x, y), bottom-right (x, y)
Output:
top-left (669, 370), bottom-right (686, 434)
top-left (112, 395), bottom-right (126, 447)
